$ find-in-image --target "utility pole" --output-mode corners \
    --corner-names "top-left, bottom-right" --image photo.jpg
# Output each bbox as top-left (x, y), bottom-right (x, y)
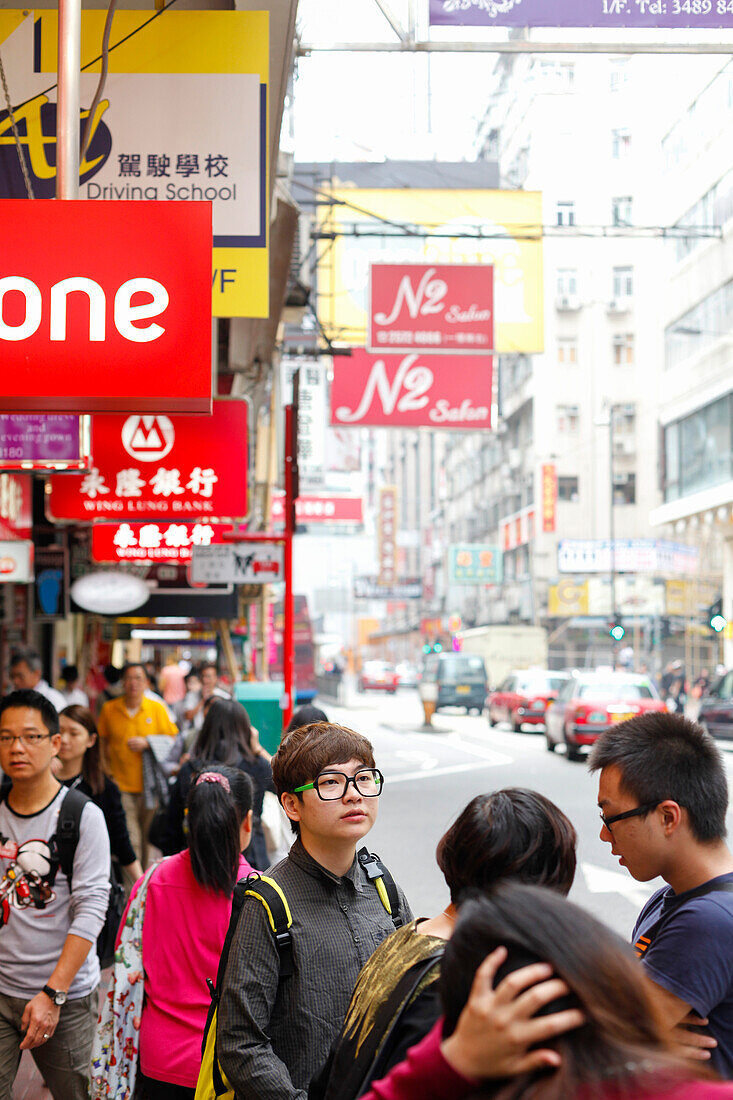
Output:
top-left (57, 0), bottom-right (81, 199)
top-left (609, 404), bottom-right (618, 667)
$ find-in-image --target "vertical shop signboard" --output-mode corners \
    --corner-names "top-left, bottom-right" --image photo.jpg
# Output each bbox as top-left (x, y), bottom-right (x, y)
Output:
top-left (541, 463), bottom-right (557, 533)
top-left (377, 486), bottom-right (398, 587)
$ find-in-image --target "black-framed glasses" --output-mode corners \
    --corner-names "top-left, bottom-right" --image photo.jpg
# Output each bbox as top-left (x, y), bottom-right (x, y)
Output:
top-left (293, 768), bottom-right (384, 801)
top-left (0, 733), bottom-right (52, 747)
top-left (599, 801), bottom-right (659, 833)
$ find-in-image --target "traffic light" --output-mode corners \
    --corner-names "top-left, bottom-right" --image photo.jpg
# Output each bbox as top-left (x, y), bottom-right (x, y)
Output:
top-left (422, 643), bottom-right (431, 654)
top-left (609, 622), bottom-right (625, 642)
top-left (709, 598), bottom-right (727, 633)
top-left (422, 640), bottom-right (443, 654)
top-left (433, 641), bottom-right (443, 652)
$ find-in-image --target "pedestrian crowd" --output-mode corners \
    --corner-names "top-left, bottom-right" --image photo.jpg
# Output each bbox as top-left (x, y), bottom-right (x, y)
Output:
top-left (1, 657), bottom-right (733, 1100)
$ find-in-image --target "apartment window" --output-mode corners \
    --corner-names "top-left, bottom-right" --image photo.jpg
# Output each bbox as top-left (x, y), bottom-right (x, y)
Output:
top-left (557, 338), bottom-right (578, 365)
top-left (613, 472), bottom-right (636, 505)
top-left (610, 60), bottom-right (630, 92)
top-left (613, 266), bottom-right (634, 298)
top-left (557, 404), bottom-right (580, 433)
top-left (612, 196), bottom-right (633, 226)
top-left (613, 334), bottom-right (634, 365)
top-left (611, 128), bottom-right (631, 159)
top-left (558, 476), bottom-right (579, 502)
top-left (556, 201), bottom-right (576, 227)
top-left (556, 268), bottom-right (578, 296)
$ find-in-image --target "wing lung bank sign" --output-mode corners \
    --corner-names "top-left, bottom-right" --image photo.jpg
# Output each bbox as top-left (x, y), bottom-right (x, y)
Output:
top-left (0, 200), bottom-right (211, 412)
top-left (0, 10), bottom-right (268, 318)
top-left (48, 400), bottom-right (247, 520)
top-left (369, 264), bottom-right (493, 355)
top-left (429, 0), bottom-right (733, 27)
top-left (331, 350), bottom-right (493, 429)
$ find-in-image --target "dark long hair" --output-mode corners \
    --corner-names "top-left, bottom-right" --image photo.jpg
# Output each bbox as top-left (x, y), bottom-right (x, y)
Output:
top-left (60, 705), bottom-right (106, 796)
top-left (436, 790), bottom-right (577, 904)
top-left (191, 697), bottom-right (255, 764)
top-left (440, 885), bottom-right (707, 1100)
top-left (285, 705), bottom-right (329, 734)
top-left (186, 764), bottom-right (253, 896)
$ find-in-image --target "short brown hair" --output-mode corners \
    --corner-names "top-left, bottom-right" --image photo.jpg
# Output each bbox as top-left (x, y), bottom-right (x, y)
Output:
top-left (272, 722), bottom-right (375, 800)
top-left (436, 789), bottom-right (577, 904)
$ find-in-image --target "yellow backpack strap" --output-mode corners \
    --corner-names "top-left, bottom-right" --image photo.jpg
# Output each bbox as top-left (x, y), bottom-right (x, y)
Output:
top-left (357, 847), bottom-right (403, 929)
top-left (244, 874), bottom-right (295, 977)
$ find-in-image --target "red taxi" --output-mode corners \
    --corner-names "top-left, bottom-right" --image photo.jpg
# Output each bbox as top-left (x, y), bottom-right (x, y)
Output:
top-left (544, 671), bottom-right (666, 761)
top-left (358, 660), bottom-right (398, 694)
top-left (487, 670), bottom-right (570, 732)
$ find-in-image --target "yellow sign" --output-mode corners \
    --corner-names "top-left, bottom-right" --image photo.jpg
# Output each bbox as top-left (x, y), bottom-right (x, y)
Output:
top-left (548, 580), bottom-right (589, 617)
top-left (665, 579), bottom-right (718, 617)
top-left (318, 187), bottom-right (543, 354)
top-left (0, 10), bottom-right (269, 318)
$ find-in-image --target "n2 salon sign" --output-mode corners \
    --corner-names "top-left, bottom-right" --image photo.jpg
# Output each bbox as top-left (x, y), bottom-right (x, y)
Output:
top-left (369, 264), bottom-right (493, 354)
top-left (47, 400), bottom-right (248, 521)
top-left (330, 350), bottom-right (493, 429)
top-left (0, 200), bottom-right (212, 412)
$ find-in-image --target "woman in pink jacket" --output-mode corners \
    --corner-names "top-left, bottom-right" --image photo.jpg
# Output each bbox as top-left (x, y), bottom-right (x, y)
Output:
top-left (364, 884), bottom-right (733, 1100)
top-left (128, 764), bottom-right (254, 1100)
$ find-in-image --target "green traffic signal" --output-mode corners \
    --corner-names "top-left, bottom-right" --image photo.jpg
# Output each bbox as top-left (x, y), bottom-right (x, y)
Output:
top-left (711, 614), bottom-right (727, 633)
top-left (609, 624), bottom-right (625, 641)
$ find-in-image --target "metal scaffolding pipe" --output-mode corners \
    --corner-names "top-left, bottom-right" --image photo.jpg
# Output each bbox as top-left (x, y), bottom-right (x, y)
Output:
top-left (57, 0), bottom-right (82, 199)
top-left (298, 39), bottom-right (733, 55)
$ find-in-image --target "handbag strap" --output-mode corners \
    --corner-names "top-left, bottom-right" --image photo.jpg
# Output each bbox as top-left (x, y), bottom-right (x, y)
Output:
top-left (635, 879), bottom-right (733, 958)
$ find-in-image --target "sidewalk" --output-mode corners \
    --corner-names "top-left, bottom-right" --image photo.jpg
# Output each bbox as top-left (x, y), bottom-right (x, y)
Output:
top-left (12, 1054), bottom-right (50, 1100)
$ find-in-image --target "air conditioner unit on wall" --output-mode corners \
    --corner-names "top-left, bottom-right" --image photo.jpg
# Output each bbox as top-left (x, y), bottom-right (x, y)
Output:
top-left (556, 294), bottom-right (580, 311)
top-left (608, 298), bottom-right (631, 314)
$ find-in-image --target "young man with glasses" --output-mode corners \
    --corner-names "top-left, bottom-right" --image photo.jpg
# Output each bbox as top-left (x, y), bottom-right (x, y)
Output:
top-left (590, 712), bottom-right (733, 1077)
top-left (218, 721), bottom-right (412, 1100)
top-left (0, 689), bottom-right (110, 1099)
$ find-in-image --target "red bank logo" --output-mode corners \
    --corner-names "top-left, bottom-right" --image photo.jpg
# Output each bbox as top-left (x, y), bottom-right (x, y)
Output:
top-left (0, 276), bottom-right (169, 344)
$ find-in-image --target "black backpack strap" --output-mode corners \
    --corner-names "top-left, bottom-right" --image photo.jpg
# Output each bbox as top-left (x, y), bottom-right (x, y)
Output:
top-left (357, 847), bottom-right (403, 929)
top-left (635, 880), bottom-right (733, 958)
top-left (51, 788), bottom-right (89, 889)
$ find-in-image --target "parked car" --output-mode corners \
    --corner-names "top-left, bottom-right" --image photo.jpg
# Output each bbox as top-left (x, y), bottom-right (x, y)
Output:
top-left (487, 670), bottom-right (570, 732)
top-left (421, 652), bottom-right (487, 714)
top-left (358, 660), bottom-right (398, 693)
top-left (395, 662), bottom-right (420, 689)
top-left (699, 668), bottom-right (733, 741)
top-left (545, 671), bottom-right (666, 761)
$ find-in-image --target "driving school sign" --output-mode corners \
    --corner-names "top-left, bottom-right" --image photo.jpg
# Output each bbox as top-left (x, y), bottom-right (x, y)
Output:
top-left (429, 0), bottom-right (733, 27)
top-left (47, 400), bottom-right (247, 521)
top-left (1, 200), bottom-right (212, 412)
top-left (330, 350), bottom-right (493, 429)
top-left (369, 264), bottom-right (493, 354)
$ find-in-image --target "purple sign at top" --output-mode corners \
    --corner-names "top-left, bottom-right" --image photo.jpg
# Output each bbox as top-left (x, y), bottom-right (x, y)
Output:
top-left (430, 0), bottom-right (733, 28)
top-left (0, 415), bottom-right (87, 469)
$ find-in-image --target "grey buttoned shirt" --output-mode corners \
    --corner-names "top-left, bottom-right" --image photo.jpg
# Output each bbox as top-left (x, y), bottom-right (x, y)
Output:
top-left (218, 837), bottom-right (412, 1100)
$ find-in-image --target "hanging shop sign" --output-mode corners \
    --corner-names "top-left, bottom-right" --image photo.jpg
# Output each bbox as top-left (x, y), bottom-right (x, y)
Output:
top-left (271, 494), bottom-right (364, 526)
top-left (0, 540), bottom-right (33, 583)
top-left (557, 539), bottom-right (700, 575)
top-left (377, 486), bottom-right (398, 587)
top-left (448, 544), bottom-right (503, 586)
top-left (281, 360), bottom-right (328, 487)
top-left (541, 463), bottom-right (557, 534)
top-left (1, 200), bottom-right (212, 412)
top-left (70, 571), bottom-right (150, 615)
top-left (501, 506), bottom-right (535, 551)
top-left (369, 263), bottom-right (493, 354)
top-left (354, 576), bottom-right (422, 600)
top-left (330, 350), bottom-right (493, 429)
top-left (0, 473), bottom-right (32, 540)
top-left (429, 0), bottom-right (733, 28)
top-left (92, 521), bottom-right (230, 564)
top-left (318, 187), bottom-right (543, 354)
top-left (190, 543), bottom-right (284, 585)
top-left (0, 9), bottom-right (269, 318)
top-left (0, 415), bottom-right (90, 470)
top-left (33, 543), bottom-right (69, 621)
top-left (47, 400), bottom-right (247, 521)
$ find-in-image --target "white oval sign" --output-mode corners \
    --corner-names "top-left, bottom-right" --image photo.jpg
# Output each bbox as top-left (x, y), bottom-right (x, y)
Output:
top-left (71, 571), bottom-right (149, 615)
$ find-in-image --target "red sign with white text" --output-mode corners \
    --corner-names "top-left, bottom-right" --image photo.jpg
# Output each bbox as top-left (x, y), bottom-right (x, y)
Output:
top-left (93, 521), bottom-right (229, 564)
top-left (271, 494), bottom-right (364, 525)
top-left (47, 400), bottom-right (247, 521)
top-left (369, 263), bottom-right (493, 354)
top-left (330, 350), bottom-right (493, 429)
top-left (541, 463), bottom-right (557, 533)
top-left (0, 200), bottom-right (212, 412)
top-left (0, 473), bottom-right (32, 541)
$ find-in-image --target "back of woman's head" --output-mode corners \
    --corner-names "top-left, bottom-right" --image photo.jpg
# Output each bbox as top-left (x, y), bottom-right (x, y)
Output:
top-left (286, 704), bottom-right (329, 733)
top-left (192, 697), bottom-right (254, 763)
top-left (441, 885), bottom-right (693, 1099)
top-left (436, 790), bottom-right (577, 904)
top-left (186, 764), bottom-right (253, 896)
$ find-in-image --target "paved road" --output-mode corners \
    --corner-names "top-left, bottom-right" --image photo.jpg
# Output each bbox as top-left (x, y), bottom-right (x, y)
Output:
top-left (320, 687), bottom-right (733, 942)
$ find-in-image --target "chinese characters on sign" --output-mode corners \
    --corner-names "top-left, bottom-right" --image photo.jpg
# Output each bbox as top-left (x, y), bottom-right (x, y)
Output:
top-left (0, 473), bottom-right (32, 540)
top-left (428, 0), bottom-right (733, 28)
top-left (270, 494), bottom-right (364, 526)
top-left (557, 539), bottom-right (700, 575)
top-left (501, 507), bottom-right (535, 552)
top-left (190, 543), bottom-right (284, 585)
top-left (92, 522), bottom-right (228, 564)
top-left (377, 486), bottom-right (398, 587)
top-left (48, 402), bottom-right (248, 521)
top-left (448, 544), bottom-right (503, 586)
top-left (369, 264), bottom-right (493, 354)
top-left (541, 464), bottom-right (557, 534)
top-left (330, 351), bottom-right (492, 429)
top-left (281, 360), bottom-right (327, 487)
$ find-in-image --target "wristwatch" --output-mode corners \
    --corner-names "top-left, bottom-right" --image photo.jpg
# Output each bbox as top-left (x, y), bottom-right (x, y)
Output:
top-left (41, 985), bottom-right (67, 1006)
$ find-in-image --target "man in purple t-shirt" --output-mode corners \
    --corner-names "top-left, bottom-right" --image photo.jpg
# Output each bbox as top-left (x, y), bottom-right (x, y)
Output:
top-left (590, 712), bottom-right (733, 1077)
